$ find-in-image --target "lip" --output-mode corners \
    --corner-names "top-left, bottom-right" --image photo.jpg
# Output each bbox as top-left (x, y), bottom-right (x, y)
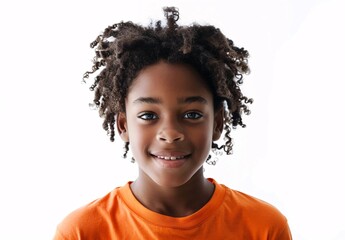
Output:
top-left (150, 151), bottom-right (190, 158)
top-left (150, 151), bottom-right (191, 168)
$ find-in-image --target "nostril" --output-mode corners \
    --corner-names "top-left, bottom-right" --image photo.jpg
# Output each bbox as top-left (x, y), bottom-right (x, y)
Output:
top-left (157, 130), bottom-right (184, 143)
top-left (159, 136), bottom-right (167, 141)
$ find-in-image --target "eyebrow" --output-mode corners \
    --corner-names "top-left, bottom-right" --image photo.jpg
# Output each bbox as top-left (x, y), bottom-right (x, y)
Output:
top-left (133, 97), bottom-right (162, 104)
top-left (178, 96), bottom-right (208, 104)
top-left (132, 96), bottom-right (208, 105)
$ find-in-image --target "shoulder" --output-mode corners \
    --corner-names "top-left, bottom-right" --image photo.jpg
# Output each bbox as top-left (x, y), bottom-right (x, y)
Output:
top-left (54, 185), bottom-right (125, 240)
top-left (222, 184), bottom-right (286, 219)
top-left (218, 183), bottom-right (292, 239)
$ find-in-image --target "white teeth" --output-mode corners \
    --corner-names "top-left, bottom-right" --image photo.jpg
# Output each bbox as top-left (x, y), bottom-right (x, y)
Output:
top-left (156, 155), bottom-right (185, 160)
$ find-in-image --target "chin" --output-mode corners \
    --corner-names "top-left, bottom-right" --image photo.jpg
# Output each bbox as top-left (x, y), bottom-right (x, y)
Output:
top-left (152, 174), bottom-right (194, 188)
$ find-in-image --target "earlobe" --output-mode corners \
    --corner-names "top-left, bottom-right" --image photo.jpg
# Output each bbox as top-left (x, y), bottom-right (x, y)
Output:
top-left (212, 108), bottom-right (224, 141)
top-left (116, 112), bottom-right (129, 142)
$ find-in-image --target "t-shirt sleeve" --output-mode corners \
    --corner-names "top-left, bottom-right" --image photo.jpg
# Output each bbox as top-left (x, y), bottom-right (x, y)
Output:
top-left (52, 207), bottom-right (91, 240)
top-left (53, 227), bottom-right (69, 240)
top-left (52, 218), bottom-right (80, 240)
top-left (275, 222), bottom-right (293, 240)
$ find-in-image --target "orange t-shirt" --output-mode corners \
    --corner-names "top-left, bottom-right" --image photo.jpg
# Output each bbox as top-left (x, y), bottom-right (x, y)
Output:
top-left (54, 179), bottom-right (292, 239)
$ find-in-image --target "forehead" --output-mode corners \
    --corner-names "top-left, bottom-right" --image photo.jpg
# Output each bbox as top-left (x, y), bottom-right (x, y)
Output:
top-left (127, 62), bottom-right (212, 101)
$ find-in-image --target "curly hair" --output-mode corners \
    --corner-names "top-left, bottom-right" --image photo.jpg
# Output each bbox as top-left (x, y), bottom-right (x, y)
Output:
top-left (82, 7), bottom-right (252, 159)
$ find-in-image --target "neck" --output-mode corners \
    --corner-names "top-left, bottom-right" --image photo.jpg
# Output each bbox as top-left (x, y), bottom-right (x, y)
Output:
top-left (130, 168), bottom-right (215, 217)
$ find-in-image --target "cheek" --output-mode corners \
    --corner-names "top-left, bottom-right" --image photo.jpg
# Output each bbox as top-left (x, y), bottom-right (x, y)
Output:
top-left (129, 137), bottom-right (148, 160)
top-left (127, 123), bottom-right (152, 156)
top-left (190, 125), bottom-right (213, 151)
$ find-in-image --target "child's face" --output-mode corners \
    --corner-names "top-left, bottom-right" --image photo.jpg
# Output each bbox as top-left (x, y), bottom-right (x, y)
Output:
top-left (117, 62), bottom-right (223, 187)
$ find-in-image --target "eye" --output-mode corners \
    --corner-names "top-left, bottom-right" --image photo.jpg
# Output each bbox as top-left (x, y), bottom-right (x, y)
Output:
top-left (138, 112), bottom-right (158, 121)
top-left (184, 112), bottom-right (203, 119)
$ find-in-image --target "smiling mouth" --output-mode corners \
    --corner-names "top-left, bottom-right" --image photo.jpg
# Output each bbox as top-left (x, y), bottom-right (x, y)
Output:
top-left (150, 154), bottom-right (190, 161)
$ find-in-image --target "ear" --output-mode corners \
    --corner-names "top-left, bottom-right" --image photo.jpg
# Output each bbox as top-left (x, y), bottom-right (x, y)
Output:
top-left (116, 112), bottom-right (129, 142)
top-left (212, 107), bottom-right (224, 141)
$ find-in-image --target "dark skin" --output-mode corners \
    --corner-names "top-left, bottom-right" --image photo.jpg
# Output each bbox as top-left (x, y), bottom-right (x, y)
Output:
top-left (130, 169), bottom-right (214, 217)
top-left (117, 62), bottom-right (223, 217)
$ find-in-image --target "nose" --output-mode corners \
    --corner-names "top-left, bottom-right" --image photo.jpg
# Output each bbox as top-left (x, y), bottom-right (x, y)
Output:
top-left (157, 127), bottom-right (185, 143)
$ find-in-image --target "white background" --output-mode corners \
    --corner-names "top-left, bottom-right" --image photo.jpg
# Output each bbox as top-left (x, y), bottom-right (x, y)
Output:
top-left (0, 0), bottom-right (344, 239)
